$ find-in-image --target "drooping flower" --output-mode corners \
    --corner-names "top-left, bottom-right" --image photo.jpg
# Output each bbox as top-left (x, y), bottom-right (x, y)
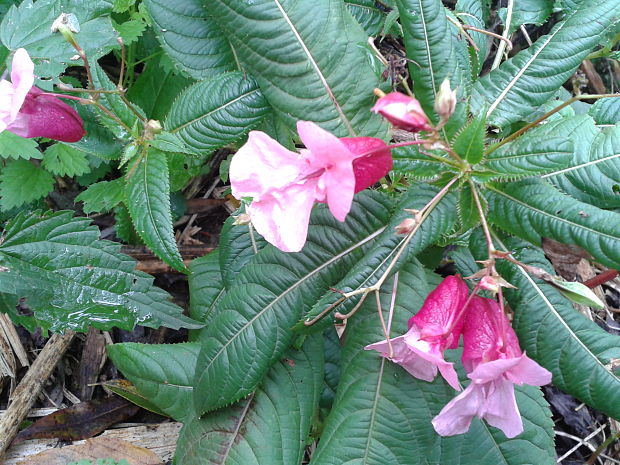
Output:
top-left (371, 92), bottom-right (432, 132)
top-left (365, 275), bottom-right (469, 390)
top-left (432, 296), bottom-right (552, 438)
top-left (230, 121), bottom-right (392, 252)
top-left (0, 48), bottom-right (85, 142)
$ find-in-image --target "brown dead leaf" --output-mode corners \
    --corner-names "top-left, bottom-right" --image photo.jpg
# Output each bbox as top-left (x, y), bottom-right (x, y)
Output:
top-left (13, 395), bottom-right (139, 443)
top-left (541, 237), bottom-right (590, 280)
top-left (15, 437), bottom-right (164, 465)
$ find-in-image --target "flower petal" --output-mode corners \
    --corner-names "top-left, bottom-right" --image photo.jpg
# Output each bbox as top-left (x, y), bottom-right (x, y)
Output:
top-left (505, 352), bottom-right (552, 386)
top-left (296, 121), bottom-right (356, 167)
top-left (482, 379), bottom-right (524, 438)
top-left (341, 137), bottom-right (393, 192)
top-left (432, 383), bottom-right (483, 436)
top-left (365, 334), bottom-right (438, 382)
top-left (8, 48), bottom-right (34, 122)
top-left (320, 159), bottom-right (355, 221)
top-left (248, 181), bottom-right (317, 252)
top-left (230, 131), bottom-right (305, 200)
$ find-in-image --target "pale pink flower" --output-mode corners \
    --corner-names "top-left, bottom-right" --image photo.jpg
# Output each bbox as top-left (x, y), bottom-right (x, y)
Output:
top-left (230, 121), bottom-right (391, 252)
top-left (365, 275), bottom-right (469, 390)
top-left (0, 48), bottom-right (84, 142)
top-left (432, 296), bottom-right (552, 438)
top-left (371, 92), bottom-right (432, 132)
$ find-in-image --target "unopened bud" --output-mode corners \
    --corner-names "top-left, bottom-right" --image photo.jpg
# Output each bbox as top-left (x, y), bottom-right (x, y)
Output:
top-left (143, 119), bottom-right (162, 139)
top-left (51, 13), bottom-right (80, 47)
top-left (233, 213), bottom-right (251, 225)
top-left (395, 217), bottom-right (417, 235)
top-left (479, 275), bottom-right (516, 294)
top-left (434, 79), bottom-right (457, 121)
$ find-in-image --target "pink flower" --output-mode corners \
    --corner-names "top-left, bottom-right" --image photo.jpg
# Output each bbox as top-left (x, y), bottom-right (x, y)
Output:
top-left (371, 92), bottom-right (432, 132)
top-left (230, 121), bottom-right (391, 252)
top-left (432, 296), bottom-right (552, 438)
top-left (365, 275), bottom-right (469, 390)
top-left (0, 48), bottom-right (84, 142)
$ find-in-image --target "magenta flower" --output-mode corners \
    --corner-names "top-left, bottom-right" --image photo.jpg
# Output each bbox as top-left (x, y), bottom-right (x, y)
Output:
top-left (432, 296), bottom-right (552, 438)
top-left (371, 92), bottom-right (432, 132)
top-left (365, 275), bottom-right (469, 390)
top-left (0, 48), bottom-right (84, 142)
top-left (230, 121), bottom-right (391, 252)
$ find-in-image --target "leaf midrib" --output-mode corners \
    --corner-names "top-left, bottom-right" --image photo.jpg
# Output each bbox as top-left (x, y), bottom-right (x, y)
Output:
top-left (542, 151), bottom-right (620, 178)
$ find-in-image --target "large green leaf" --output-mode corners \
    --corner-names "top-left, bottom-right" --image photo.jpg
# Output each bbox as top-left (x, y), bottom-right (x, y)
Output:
top-left (144, 0), bottom-right (235, 79)
top-left (165, 73), bottom-right (269, 154)
top-left (485, 179), bottom-right (620, 269)
top-left (396, 0), bottom-right (472, 134)
top-left (207, 0), bottom-right (387, 138)
top-left (177, 335), bottom-right (323, 465)
top-left (107, 342), bottom-right (199, 422)
top-left (188, 250), bottom-right (226, 327)
top-left (483, 136), bottom-right (573, 180)
top-left (498, 0), bottom-right (553, 34)
top-left (310, 260), bottom-right (555, 465)
top-left (472, 0), bottom-right (620, 127)
top-left (588, 97), bottom-right (620, 125)
top-left (345, 0), bottom-right (391, 36)
top-left (299, 184), bottom-right (457, 332)
top-left (0, 0), bottom-right (117, 84)
top-left (126, 148), bottom-right (186, 272)
top-left (492, 235), bottom-right (620, 420)
top-left (194, 191), bottom-right (394, 415)
top-left (455, 0), bottom-right (490, 76)
top-left (0, 211), bottom-right (200, 332)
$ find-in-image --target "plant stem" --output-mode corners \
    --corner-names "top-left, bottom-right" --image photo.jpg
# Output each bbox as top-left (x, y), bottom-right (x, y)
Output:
top-left (491, 0), bottom-right (513, 70)
top-left (586, 431), bottom-right (620, 465)
top-left (487, 93), bottom-right (620, 154)
top-left (468, 180), bottom-right (495, 257)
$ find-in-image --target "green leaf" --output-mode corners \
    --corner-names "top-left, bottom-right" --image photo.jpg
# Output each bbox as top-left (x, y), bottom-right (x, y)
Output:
top-left (485, 179), bottom-right (620, 269)
top-left (177, 335), bottom-right (323, 465)
top-left (42, 144), bottom-right (90, 177)
top-left (114, 204), bottom-right (142, 245)
top-left (188, 250), bottom-right (226, 326)
top-left (126, 148), bottom-right (187, 272)
top-left (345, 0), bottom-right (391, 36)
top-left (472, 0), bottom-right (620, 127)
top-left (68, 105), bottom-right (123, 160)
top-left (455, 0), bottom-right (490, 76)
top-left (299, 185), bottom-right (457, 332)
top-left (75, 178), bottom-right (126, 214)
top-left (458, 183), bottom-right (481, 231)
top-left (588, 97), bottom-right (620, 125)
top-left (107, 342), bottom-right (199, 422)
top-left (112, 0), bottom-right (134, 13)
top-left (493, 235), bottom-right (620, 420)
top-left (396, 0), bottom-right (472, 135)
top-left (149, 132), bottom-right (198, 156)
top-left (453, 113), bottom-right (486, 164)
top-left (320, 327), bottom-right (341, 409)
top-left (207, 0), bottom-right (387, 138)
top-left (143, 0), bottom-right (236, 79)
top-left (0, 160), bottom-right (55, 211)
top-left (194, 191), bottom-right (394, 415)
top-left (0, 211), bottom-right (201, 332)
top-left (0, 0), bottom-right (118, 84)
top-left (483, 136), bottom-right (573, 180)
top-left (218, 214), bottom-right (267, 290)
top-left (112, 18), bottom-right (146, 45)
top-left (0, 132), bottom-right (42, 160)
top-left (165, 73), bottom-right (269, 154)
top-left (392, 145), bottom-right (451, 179)
top-left (550, 279), bottom-right (605, 309)
top-left (498, 0), bottom-right (553, 34)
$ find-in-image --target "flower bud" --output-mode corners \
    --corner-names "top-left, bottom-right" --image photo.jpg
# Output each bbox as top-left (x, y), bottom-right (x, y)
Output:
top-left (394, 217), bottom-right (417, 235)
top-left (434, 79), bottom-right (457, 122)
top-left (51, 13), bottom-right (80, 47)
top-left (233, 213), bottom-right (252, 226)
top-left (371, 91), bottom-right (432, 132)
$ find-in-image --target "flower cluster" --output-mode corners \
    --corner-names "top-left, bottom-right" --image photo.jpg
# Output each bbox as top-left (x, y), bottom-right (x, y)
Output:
top-left (365, 275), bottom-right (552, 438)
top-left (0, 48), bottom-right (84, 142)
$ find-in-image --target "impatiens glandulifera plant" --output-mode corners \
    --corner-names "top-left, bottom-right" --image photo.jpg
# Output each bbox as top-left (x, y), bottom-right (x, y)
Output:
top-left (0, 0), bottom-right (619, 464)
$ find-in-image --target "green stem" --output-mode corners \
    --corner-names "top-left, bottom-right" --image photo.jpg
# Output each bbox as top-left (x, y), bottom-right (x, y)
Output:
top-left (491, 0), bottom-right (513, 70)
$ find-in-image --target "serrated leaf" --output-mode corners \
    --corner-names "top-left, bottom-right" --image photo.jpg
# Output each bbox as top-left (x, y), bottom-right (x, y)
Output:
top-left (458, 183), bottom-right (481, 231)
top-left (396, 0), bottom-right (472, 135)
top-left (114, 204), bottom-right (142, 245)
top-left (453, 113), bottom-right (486, 164)
top-left (194, 191), bottom-right (394, 415)
top-left (42, 144), bottom-right (90, 177)
top-left (588, 97), bottom-right (620, 124)
top-left (0, 159), bottom-right (55, 211)
top-left (112, 0), bottom-right (134, 13)
top-left (144, 0), bottom-right (235, 79)
top-left (149, 132), bottom-right (198, 156)
top-left (75, 178), bottom-right (126, 214)
top-left (498, 0), bottom-right (553, 34)
top-left (484, 136), bottom-right (573, 180)
top-left (207, 0), bottom-right (387, 138)
top-left (126, 148), bottom-right (186, 272)
top-left (112, 18), bottom-right (146, 45)
top-left (311, 260), bottom-right (555, 465)
top-left (485, 179), bottom-right (620, 269)
top-left (0, 131), bottom-right (42, 160)
top-left (492, 235), bottom-right (620, 420)
top-left (218, 214), bottom-right (267, 289)
top-left (392, 144), bottom-right (451, 179)
top-left (188, 250), bottom-right (225, 326)
top-left (345, 0), bottom-right (391, 36)
top-left (177, 335), bottom-right (323, 465)
top-left (472, 0), bottom-right (620, 127)
top-left (68, 104), bottom-right (123, 160)
top-left (299, 184), bottom-right (456, 332)
top-left (0, 0), bottom-right (118, 84)
top-left (455, 0), bottom-right (490, 76)
top-left (321, 327), bottom-right (341, 409)
top-left (165, 73), bottom-right (269, 154)
top-left (107, 342), bottom-right (199, 422)
top-left (0, 211), bottom-right (201, 332)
